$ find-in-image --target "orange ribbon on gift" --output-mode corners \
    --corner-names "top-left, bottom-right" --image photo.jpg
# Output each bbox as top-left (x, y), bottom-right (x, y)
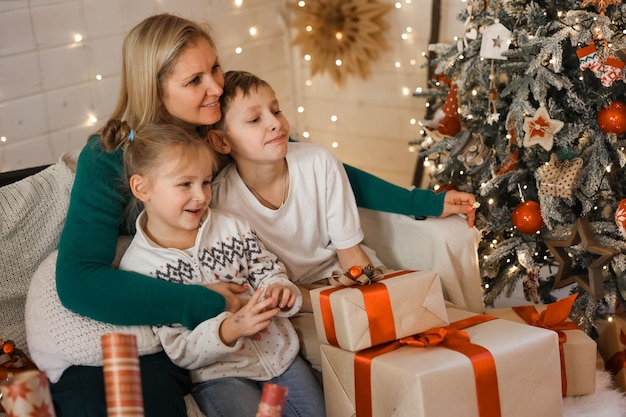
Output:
top-left (605, 329), bottom-right (626, 377)
top-left (318, 270), bottom-right (415, 347)
top-left (354, 314), bottom-right (501, 417)
top-left (511, 294), bottom-right (579, 397)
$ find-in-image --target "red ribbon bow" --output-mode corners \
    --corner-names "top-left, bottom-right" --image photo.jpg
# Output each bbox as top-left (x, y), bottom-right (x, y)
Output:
top-left (318, 270), bottom-right (415, 348)
top-left (354, 314), bottom-right (501, 417)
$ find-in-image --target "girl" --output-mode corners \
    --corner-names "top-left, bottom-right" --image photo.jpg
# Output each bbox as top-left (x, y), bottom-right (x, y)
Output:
top-left (106, 120), bottom-right (325, 417)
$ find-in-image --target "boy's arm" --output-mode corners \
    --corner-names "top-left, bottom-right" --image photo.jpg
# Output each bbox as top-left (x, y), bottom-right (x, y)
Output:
top-left (336, 244), bottom-right (374, 271)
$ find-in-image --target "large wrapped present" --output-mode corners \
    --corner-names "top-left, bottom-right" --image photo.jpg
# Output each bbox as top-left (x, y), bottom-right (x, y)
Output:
top-left (311, 270), bottom-right (448, 352)
top-left (486, 295), bottom-right (596, 396)
top-left (321, 308), bottom-right (563, 417)
top-left (596, 314), bottom-right (626, 392)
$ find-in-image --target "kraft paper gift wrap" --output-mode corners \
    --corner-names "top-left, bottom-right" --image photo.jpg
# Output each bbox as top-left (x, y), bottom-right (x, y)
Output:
top-left (486, 295), bottom-right (596, 396)
top-left (596, 314), bottom-right (626, 393)
top-left (311, 270), bottom-right (449, 352)
top-left (320, 308), bottom-right (563, 417)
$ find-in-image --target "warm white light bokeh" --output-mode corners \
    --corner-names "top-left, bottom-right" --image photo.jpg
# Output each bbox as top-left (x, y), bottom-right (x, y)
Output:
top-left (0, 0), bottom-right (464, 187)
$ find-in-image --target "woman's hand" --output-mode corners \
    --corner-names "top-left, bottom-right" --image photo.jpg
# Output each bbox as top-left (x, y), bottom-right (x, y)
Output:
top-left (206, 282), bottom-right (249, 313)
top-left (218, 288), bottom-right (280, 346)
top-left (440, 190), bottom-right (478, 227)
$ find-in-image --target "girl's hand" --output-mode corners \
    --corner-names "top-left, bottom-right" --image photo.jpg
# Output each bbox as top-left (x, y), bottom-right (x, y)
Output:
top-left (219, 288), bottom-right (279, 346)
top-left (264, 284), bottom-right (297, 310)
top-left (206, 282), bottom-right (249, 313)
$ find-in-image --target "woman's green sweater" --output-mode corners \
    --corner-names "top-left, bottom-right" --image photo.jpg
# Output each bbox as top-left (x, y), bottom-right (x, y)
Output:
top-left (56, 136), bottom-right (445, 328)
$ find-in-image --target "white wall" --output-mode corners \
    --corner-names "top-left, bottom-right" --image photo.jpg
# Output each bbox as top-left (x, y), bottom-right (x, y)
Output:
top-left (0, 0), bottom-right (465, 188)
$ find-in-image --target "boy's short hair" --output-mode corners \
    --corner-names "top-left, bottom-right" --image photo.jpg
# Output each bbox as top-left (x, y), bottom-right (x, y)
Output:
top-left (212, 70), bottom-right (272, 131)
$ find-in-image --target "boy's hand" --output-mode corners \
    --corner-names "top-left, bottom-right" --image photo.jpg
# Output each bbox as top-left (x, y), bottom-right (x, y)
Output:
top-left (219, 288), bottom-right (279, 346)
top-left (206, 282), bottom-right (249, 313)
top-left (264, 284), bottom-right (297, 311)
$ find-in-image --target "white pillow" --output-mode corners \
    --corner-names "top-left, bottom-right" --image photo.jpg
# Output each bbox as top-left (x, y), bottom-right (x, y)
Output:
top-left (0, 153), bottom-right (76, 353)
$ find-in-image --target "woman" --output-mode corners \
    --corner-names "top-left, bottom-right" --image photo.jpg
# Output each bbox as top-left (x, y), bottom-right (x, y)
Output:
top-left (49, 12), bottom-right (477, 417)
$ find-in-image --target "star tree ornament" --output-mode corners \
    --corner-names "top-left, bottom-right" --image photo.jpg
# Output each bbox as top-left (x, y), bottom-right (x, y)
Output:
top-left (545, 216), bottom-right (619, 299)
top-left (288, 0), bottom-right (393, 87)
top-left (522, 104), bottom-right (564, 151)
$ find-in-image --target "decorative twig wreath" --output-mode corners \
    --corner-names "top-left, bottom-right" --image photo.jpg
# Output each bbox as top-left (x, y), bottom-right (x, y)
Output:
top-left (288, 0), bottom-right (393, 87)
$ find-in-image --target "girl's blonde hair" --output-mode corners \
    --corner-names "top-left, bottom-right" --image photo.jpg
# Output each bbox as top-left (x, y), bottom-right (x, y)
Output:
top-left (101, 119), bottom-right (218, 223)
top-left (106, 13), bottom-right (218, 134)
top-left (102, 119), bottom-right (218, 180)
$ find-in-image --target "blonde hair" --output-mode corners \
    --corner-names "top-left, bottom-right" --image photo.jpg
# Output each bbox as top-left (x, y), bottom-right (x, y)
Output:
top-left (106, 13), bottom-right (218, 134)
top-left (102, 119), bottom-right (218, 180)
top-left (101, 119), bottom-right (218, 221)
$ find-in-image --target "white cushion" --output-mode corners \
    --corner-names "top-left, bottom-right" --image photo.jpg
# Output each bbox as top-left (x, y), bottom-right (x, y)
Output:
top-left (0, 153), bottom-right (76, 353)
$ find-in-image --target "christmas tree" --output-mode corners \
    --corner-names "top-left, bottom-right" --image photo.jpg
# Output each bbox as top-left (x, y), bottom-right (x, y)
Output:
top-left (414, 0), bottom-right (626, 333)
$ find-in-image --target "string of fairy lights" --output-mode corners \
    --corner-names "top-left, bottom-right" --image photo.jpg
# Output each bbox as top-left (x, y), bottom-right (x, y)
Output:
top-left (0, 0), bottom-right (466, 177)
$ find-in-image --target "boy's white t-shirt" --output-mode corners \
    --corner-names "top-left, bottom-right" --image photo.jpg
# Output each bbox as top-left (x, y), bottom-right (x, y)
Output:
top-left (211, 142), bottom-right (364, 285)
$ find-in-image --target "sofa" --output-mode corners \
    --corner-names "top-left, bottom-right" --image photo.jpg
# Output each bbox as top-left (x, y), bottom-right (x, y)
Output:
top-left (0, 151), bottom-right (485, 416)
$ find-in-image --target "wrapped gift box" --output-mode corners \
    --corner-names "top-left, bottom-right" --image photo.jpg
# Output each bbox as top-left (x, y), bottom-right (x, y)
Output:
top-left (311, 270), bottom-right (448, 352)
top-left (486, 295), bottom-right (596, 396)
top-left (321, 308), bottom-right (563, 417)
top-left (596, 314), bottom-right (626, 392)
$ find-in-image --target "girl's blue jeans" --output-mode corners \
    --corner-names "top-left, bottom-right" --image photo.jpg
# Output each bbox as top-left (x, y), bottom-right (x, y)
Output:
top-left (191, 355), bottom-right (326, 417)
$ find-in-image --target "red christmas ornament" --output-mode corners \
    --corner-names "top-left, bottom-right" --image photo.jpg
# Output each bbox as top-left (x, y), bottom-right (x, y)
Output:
top-left (597, 101), bottom-right (626, 135)
top-left (512, 201), bottom-right (544, 234)
top-left (437, 116), bottom-right (462, 136)
top-left (436, 82), bottom-right (461, 136)
top-left (615, 198), bottom-right (626, 239)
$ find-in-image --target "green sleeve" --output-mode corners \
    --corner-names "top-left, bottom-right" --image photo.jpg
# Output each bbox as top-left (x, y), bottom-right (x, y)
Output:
top-left (56, 136), bottom-right (225, 329)
top-left (343, 163), bottom-right (445, 217)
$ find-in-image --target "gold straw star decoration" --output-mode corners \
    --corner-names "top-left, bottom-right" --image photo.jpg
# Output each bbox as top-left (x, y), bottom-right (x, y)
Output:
top-left (288, 0), bottom-right (393, 87)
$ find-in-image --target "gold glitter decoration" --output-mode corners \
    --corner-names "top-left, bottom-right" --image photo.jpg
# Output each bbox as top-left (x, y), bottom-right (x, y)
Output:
top-left (288, 0), bottom-right (393, 87)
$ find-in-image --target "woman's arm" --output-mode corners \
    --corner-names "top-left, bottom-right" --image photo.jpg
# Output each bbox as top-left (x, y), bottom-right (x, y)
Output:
top-left (344, 163), bottom-right (477, 226)
top-left (343, 163), bottom-right (445, 217)
top-left (55, 136), bottom-right (226, 329)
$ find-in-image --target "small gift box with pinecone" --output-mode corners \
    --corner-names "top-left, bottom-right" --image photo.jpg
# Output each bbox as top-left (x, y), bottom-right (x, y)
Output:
top-left (536, 153), bottom-right (583, 198)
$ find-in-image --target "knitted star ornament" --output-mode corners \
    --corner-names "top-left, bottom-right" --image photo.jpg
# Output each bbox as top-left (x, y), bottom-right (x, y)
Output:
top-left (522, 105), bottom-right (564, 151)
